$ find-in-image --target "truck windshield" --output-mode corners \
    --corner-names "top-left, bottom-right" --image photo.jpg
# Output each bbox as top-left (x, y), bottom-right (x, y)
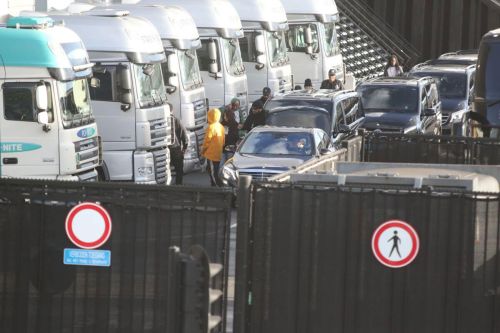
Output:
top-left (179, 49), bottom-right (203, 90)
top-left (221, 38), bottom-right (245, 76)
top-left (133, 63), bottom-right (167, 108)
top-left (267, 31), bottom-right (289, 68)
top-left (323, 23), bottom-right (340, 57)
top-left (485, 42), bottom-right (500, 100)
top-left (58, 79), bottom-right (94, 129)
top-left (359, 86), bottom-right (419, 113)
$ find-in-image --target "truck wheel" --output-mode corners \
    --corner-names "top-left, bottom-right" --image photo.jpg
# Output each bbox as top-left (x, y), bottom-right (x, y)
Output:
top-left (96, 162), bottom-right (110, 182)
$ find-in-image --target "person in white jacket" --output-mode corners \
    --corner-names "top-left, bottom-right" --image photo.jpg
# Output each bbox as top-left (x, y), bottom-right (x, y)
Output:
top-left (384, 54), bottom-right (404, 77)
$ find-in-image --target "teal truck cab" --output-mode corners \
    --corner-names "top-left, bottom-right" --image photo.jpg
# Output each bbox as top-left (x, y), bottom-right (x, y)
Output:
top-left (0, 16), bottom-right (100, 180)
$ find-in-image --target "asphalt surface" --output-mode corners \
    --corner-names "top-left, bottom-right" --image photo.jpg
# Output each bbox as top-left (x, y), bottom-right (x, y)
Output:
top-left (183, 171), bottom-right (236, 333)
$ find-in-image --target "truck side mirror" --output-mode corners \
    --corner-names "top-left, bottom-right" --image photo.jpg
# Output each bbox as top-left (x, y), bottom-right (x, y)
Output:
top-left (118, 65), bottom-right (132, 91)
top-left (35, 84), bottom-right (48, 111)
top-left (120, 91), bottom-right (133, 106)
top-left (255, 34), bottom-right (265, 55)
top-left (208, 40), bottom-right (220, 75)
top-left (37, 111), bottom-right (49, 125)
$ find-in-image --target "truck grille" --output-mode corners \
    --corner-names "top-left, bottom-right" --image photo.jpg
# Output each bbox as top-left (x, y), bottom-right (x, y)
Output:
top-left (74, 137), bottom-right (99, 170)
top-left (194, 99), bottom-right (208, 127)
top-left (152, 149), bottom-right (168, 185)
top-left (150, 118), bottom-right (169, 147)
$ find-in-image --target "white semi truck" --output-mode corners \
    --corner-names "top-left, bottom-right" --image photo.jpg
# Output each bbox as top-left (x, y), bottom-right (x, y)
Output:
top-left (0, 15), bottom-right (100, 181)
top-left (89, 3), bottom-right (208, 172)
top-left (51, 9), bottom-right (173, 184)
top-left (230, 0), bottom-right (292, 101)
top-left (282, 0), bottom-right (355, 90)
top-left (142, 0), bottom-right (249, 121)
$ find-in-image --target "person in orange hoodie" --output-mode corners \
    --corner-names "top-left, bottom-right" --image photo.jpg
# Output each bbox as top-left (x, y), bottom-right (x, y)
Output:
top-left (202, 108), bottom-right (225, 186)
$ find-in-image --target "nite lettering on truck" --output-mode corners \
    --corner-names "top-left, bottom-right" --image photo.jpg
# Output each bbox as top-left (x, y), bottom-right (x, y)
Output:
top-left (1, 142), bottom-right (42, 153)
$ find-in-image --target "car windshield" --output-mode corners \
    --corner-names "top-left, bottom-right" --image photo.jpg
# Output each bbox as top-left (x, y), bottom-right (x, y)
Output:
top-left (267, 109), bottom-right (331, 133)
top-left (179, 49), bottom-right (203, 90)
top-left (58, 79), bottom-right (94, 129)
top-left (240, 131), bottom-right (314, 156)
top-left (323, 22), bottom-right (340, 57)
top-left (412, 72), bottom-right (467, 98)
top-left (359, 86), bottom-right (419, 113)
top-left (221, 38), bottom-right (245, 76)
top-left (132, 63), bottom-right (167, 108)
top-left (485, 42), bottom-right (500, 100)
top-left (266, 31), bottom-right (288, 67)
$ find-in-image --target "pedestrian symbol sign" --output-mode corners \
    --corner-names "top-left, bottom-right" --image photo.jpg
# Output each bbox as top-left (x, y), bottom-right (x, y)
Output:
top-left (372, 220), bottom-right (419, 268)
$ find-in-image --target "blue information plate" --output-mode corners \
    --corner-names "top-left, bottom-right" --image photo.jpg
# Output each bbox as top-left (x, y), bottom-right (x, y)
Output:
top-left (63, 248), bottom-right (111, 267)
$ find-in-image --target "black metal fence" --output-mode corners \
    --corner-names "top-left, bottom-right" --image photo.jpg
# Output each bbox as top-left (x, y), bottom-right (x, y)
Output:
top-left (235, 179), bottom-right (500, 333)
top-left (363, 132), bottom-right (500, 165)
top-left (0, 179), bottom-right (232, 333)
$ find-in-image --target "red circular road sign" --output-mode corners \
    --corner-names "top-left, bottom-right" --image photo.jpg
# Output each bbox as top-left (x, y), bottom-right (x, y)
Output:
top-left (372, 220), bottom-right (419, 268)
top-left (65, 202), bottom-right (112, 249)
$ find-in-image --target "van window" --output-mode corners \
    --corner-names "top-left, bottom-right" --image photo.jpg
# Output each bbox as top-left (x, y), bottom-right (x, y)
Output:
top-left (3, 82), bottom-right (53, 122)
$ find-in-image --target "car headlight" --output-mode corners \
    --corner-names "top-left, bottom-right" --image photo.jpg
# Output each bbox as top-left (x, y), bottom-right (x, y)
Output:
top-left (221, 164), bottom-right (238, 186)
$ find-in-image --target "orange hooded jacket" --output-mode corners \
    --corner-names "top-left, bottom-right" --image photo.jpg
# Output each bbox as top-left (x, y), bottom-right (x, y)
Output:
top-left (202, 108), bottom-right (225, 162)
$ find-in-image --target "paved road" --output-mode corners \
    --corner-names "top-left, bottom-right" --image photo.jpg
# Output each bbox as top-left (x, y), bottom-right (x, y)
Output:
top-left (184, 171), bottom-right (236, 333)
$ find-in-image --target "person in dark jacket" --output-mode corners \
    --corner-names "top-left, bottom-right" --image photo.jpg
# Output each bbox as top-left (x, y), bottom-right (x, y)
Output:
top-left (304, 78), bottom-right (313, 89)
top-left (240, 100), bottom-right (265, 131)
top-left (220, 104), bottom-right (240, 166)
top-left (320, 69), bottom-right (344, 90)
top-left (169, 115), bottom-right (189, 185)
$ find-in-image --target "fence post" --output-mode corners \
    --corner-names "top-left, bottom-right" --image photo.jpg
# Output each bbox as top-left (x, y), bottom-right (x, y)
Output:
top-left (234, 176), bottom-right (252, 333)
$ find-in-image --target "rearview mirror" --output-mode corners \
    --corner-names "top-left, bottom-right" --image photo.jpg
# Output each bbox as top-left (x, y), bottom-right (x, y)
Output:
top-left (35, 84), bottom-right (48, 111)
top-left (37, 110), bottom-right (49, 125)
top-left (423, 108), bottom-right (437, 116)
top-left (118, 65), bottom-right (132, 90)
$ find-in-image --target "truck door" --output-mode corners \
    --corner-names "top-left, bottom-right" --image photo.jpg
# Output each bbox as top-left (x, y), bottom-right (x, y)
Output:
top-left (0, 81), bottom-right (59, 178)
top-left (241, 31), bottom-right (268, 101)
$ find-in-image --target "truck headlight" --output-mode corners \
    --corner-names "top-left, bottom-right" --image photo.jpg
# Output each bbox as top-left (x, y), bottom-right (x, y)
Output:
top-left (137, 166), bottom-right (153, 177)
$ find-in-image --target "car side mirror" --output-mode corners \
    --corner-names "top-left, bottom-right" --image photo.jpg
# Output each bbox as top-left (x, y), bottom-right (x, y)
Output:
top-left (320, 148), bottom-right (331, 155)
top-left (423, 108), bottom-right (437, 116)
top-left (225, 145), bottom-right (236, 153)
top-left (35, 84), bottom-right (48, 111)
top-left (337, 124), bottom-right (350, 133)
top-left (37, 110), bottom-right (49, 125)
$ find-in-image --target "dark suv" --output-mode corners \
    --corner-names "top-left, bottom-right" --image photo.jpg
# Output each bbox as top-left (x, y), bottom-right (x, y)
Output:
top-left (264, 89), bottom-right (363, 146)
top-left (410, 63), bottom-right (475, 136)
top-left (357, 76), bottom-right (442, 134)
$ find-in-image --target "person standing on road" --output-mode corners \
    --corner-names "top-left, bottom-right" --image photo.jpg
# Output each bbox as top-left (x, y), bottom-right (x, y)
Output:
top-left (240, 100), bottom-right (266, 131)
top-left (320, 69), bottom-right (344, 90)
top-left (304, 78), bottom-right (313, 90)
top-left (384, 54), bottom-right (404, 77)
top-left (220, 101), bottom-right (240, 166)
top-left (259, 86), bottom-right (272, 104)
top-left (169, 115), bottom-right (189, 185)
top-left (202, 108), bottom-right (225, 186)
